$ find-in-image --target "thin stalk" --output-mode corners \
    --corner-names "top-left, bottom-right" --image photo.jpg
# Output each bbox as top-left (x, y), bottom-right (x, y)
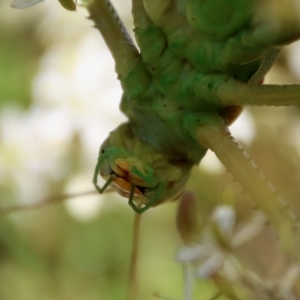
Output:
top-left (0, 189), bottom-right (114, 217)
top-left (128, 213), bottom-right (142, 300)
top-left (183, 264), bottom-right (193, 300)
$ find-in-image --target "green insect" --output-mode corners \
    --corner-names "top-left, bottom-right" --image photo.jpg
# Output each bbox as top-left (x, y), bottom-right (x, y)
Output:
top-left (10, 0), bottom-right (300, 261)
top-left (7, 0), bottom-right (300, 298)
top-left (84, 0), bottom-right (300, 260)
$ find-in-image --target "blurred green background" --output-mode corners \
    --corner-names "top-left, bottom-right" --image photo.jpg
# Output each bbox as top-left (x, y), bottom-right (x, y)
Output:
top-left (1, 1), bottom-right (300, 299)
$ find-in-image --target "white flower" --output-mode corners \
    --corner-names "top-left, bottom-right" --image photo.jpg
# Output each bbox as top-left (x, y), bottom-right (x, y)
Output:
top-left (175, 205), bottom-right (300, 299)
top-left (176, 205), bottom-right (267, 279)
top-left (174, 205), bottom-right (267, 300)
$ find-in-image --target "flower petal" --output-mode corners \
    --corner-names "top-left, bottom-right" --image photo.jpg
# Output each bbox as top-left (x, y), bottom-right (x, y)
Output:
top-left (196, 252), bottom-right (224, 278)
top-left (280, 265), bottom-right (300, 294)
top-left (212, 205), bottom-right (236, 237)
top-left (232, 211), bottom-right (266, 247)
top-left (175, 244), bottom-right (209, 263)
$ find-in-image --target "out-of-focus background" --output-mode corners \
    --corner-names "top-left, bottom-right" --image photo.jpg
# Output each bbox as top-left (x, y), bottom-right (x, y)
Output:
top-left (1, 1), bottom-right (300, 299)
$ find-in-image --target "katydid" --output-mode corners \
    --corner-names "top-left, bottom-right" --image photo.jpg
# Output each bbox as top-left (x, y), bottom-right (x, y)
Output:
top-left (7, 0), bottom-right (300, 298)
top-left (9, 0), bottom-right (300, 264)
top-left (84, 0), bottom-right (300, 260)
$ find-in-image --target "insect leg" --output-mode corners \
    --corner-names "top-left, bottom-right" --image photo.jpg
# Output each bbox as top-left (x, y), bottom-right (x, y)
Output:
top-left (86, 0), bottom-right (152, 98)
top-left (132, 0), bottom-right (177, 74)
top-left (218, 0), bottom-right (300, 67)
top-left (132, 0), bottom-right (169, 68)
top-left (84, 0), bottom-right (139, 78)
top-left (194, 121), bottom-right (300, 260)
top-left (93, 158), bottom-right (115, 193)
top-left (218, 2), bottom-right (300, 69)
top-left (193, 74), bottom-right (300, 107)
top-left (132, 0), bottom-right (196, 104)
top-left (128, 184), bottom-right (140, 213)
top-left (216, 79), bottom-right (300, 107)
top-left (242, 0), bottom-right (300, 47)
top-left (128, 183), bottom-right (165, 214)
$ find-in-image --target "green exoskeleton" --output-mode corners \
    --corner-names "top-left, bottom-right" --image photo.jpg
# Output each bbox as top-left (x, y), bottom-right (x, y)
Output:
top-left (11, 0), bottom-right (300, 261)
top-left (85, 0), bottom-right (300, 260)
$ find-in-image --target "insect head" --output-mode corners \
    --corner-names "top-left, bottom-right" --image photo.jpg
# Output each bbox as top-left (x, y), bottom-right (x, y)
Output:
top-left (93, 123), bottom-right (193, 214)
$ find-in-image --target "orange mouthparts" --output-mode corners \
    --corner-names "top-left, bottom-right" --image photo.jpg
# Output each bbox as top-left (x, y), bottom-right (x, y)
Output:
top-left (112, 177), bottom-right (144, 198)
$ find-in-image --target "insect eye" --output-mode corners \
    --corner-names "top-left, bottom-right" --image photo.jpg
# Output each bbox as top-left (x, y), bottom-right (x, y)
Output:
top-left (101, 149), bottom-right (105, 154)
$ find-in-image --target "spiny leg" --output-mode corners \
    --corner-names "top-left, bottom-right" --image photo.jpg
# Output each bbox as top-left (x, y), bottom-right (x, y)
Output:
top-left (84, 0), bottom-right (139, 78)
top-left (195, 121), bottom-right (300, 260)
top-left (85, 0), bottom-right (153, 99)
